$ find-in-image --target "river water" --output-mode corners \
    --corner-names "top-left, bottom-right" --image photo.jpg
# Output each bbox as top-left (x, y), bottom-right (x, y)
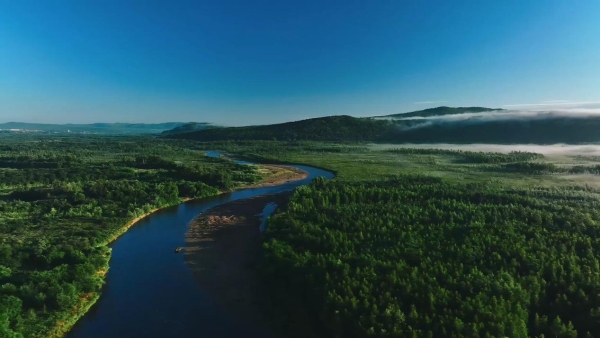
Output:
top-left (67, 158), bottom-right (334, 338)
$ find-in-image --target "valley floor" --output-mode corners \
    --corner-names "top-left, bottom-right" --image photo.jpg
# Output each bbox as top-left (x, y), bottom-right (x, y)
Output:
top-left (7, 136), bottom-right (600, 337)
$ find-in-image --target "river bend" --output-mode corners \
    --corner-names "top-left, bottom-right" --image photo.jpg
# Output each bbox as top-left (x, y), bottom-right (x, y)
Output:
top-left (67, 160), bottom-right (333, 338)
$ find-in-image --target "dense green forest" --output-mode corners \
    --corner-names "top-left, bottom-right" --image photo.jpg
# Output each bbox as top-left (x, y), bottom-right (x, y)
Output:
top-left (4, 134), bottom-right (600, 337)
top-left (160, 122), bottom-right (221, 135)
top-left (382, 148), bottom-right (544, 164)
top-left (263, 177), bottom-right (600, 337)
top-left (0, 135), bottom-right (264, 337)
top-left (168, 115), bottom-right (396, 142)
top-left (388, 117), bottom-right (600, 144)
top-left (186, 140), bottom-right (600, 337)
top-left (168, 107), bottom-right (600, 144)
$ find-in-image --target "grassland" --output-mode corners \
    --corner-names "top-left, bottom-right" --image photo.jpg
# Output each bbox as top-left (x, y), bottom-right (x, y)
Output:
top-left (195, 140), bottom-right (600, 187)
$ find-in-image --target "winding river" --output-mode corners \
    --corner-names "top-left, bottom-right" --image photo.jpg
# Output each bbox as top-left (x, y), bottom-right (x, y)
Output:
top-left (67, 156), bottom-right (334, 338)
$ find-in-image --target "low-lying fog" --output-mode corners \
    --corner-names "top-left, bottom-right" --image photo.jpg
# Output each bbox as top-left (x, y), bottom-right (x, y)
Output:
top-left (376, 104), bottom-right (600, 131)
top-left (370, 143), bottom-right (600, 156)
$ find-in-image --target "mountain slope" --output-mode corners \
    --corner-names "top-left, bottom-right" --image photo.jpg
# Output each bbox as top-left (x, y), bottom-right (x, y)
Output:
top-left (381, 106), bottom-right (501, 118)
top-left (390, 117), bottom-right (600, 144)
top-left (168, 107), bottom-right (600, 144)
top-left (168, 115), bottom-right (395, 142)
top-left (161, 122), bottom-right (218, 135)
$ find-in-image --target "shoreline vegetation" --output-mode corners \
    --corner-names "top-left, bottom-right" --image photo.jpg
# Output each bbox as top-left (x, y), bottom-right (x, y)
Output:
top-left (51, 164), bottom-right (307, 338)
top-left (47, 205), bottom-right (171, 337)
top-left (0, 135), bottom-right (318, 338)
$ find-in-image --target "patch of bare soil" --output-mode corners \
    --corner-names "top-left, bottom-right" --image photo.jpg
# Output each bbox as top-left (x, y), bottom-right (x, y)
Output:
top-left (184, 193), bottom-right (292, 334)
top-left (247, 165), bottom-right (308, 188)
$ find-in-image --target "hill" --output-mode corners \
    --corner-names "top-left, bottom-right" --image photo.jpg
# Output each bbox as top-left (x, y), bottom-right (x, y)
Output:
top-left (390, 116), bottom-right (600, 144)
top-left (168, 107), bottom-right (600, 144)
top-left (161, 122), bottom-right (219, 135)
top-left (167, 115), bottom-right (395, 142)
top-left (0, 122), bottom-right (212, 135)
top-left (380, 106), bottom-right (501, 118)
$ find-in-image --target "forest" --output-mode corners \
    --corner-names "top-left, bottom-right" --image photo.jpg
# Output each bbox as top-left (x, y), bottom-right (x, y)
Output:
top-left (168, 111), bottom-right (600, 145)
top-left (168, 115), bottom-right (396, 142)
top-left (0, 135), bottom-right (263, 338)
top-left (387, 117), bottom-right (600, 144)
top-left (4, 134), bottom-right (600, 337)
top-left (263, 177), bottom-right (600, 337)
top-left (193, 140), bottom-right (600, 337)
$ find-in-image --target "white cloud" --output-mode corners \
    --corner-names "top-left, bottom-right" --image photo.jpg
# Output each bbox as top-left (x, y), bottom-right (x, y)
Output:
top-left (379, 143), bottom-right (600, 156)
top-left (386, 105), bottom-right (600, 131)
top-left (503, 101), bottom-right (600, 108)
top-left (396, 109), bottom-right (600, 122)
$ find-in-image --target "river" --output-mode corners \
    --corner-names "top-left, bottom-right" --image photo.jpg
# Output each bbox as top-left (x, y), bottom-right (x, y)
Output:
top-left (67, 156), bottom-right (334, 338)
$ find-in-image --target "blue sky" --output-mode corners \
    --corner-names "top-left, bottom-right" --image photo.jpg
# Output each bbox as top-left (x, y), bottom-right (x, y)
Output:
top-left (1, 0), bottom-right (599, 126)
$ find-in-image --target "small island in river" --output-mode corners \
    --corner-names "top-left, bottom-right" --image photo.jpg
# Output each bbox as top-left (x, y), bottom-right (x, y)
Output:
top-left (184, 193), bottom-right (291, 333)
top-left (183, 164), bottom-right (309, 333)
top-left (244, 164), bottom-right (308, 188)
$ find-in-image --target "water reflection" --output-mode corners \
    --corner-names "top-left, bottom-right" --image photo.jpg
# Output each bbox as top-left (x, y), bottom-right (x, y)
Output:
top-left (67, 157), bottom-right (333, 338)
top-left (258, 202), bottom-right (278, 232)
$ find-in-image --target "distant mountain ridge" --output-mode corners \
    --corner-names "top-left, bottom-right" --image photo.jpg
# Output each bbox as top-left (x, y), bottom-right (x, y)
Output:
top-left (167, 115), bottom-right (395, 141)
top-left (167, 106), bottom-right (600, 144)
top-left (380, 106), bottom-right (502, 118)
top-left (161, 122), bottom-right (220, 135)
top-left (0, 122), bottom-right (214, 135)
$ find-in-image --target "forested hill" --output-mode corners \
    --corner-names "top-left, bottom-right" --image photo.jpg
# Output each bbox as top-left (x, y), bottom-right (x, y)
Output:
top-left (161, 122), bottom-right (220, 135)
top-left (390, 116), bottom-right (600, 144)
top-left (167, 115), bottom-right (396, 142)
top-left (0, 122), bottom-right (213, 135)
top-left (168, 107), bottom-right (600, 144)
top-left (380, 106), bottom-right (501, 118)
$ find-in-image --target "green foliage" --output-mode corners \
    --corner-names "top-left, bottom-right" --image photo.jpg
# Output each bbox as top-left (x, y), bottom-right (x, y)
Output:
top-left (3, 135), bottom-right (600, 337)
top-left (0, 135), bottom-right (264, 337)
top-left (161, 122), bottom-right (220, 135)
top-left (384, 148), bottom-right (544, 163)
top-left (389, 117), bottom-right (600, 144)
top-left (263, 177), bottom-right (600, 337)
top-left (168, 109), bottom-right (600, 144)
top-left (168, 115), bottom-right (395, 142)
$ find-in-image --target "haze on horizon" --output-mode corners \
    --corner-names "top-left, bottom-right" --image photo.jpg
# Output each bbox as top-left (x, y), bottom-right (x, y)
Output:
top-left (1, 1), bottom-right (599, 126)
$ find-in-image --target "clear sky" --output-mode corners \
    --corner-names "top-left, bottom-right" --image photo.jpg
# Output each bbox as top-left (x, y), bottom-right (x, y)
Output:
top-left (1, 0), bottom-right (599, 126)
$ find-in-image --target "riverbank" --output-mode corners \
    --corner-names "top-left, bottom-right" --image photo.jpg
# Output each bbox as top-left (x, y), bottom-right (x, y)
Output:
top-left (245, 164), bottom-right (308, 188)
top-left (49, 206), bottom-right (171, 338)
top-left (184, 193), bottom-right (292, 334)
top-left (101, 164), bottom-right (305, 247)
top-left (55, 164), bottom-right (306, 337)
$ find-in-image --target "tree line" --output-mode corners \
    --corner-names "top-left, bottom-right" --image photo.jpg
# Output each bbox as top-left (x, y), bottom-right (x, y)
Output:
top-left (262, 176), bottom-right (600, 337)
top-left (0, 135), bottom-right (263, 337)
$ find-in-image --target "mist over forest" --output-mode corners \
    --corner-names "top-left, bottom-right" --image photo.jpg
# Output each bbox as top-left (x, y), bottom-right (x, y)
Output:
top-left (170, 106), bottom-right (600, 145)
